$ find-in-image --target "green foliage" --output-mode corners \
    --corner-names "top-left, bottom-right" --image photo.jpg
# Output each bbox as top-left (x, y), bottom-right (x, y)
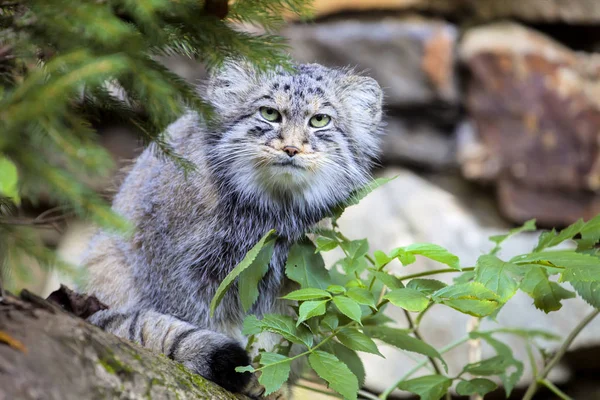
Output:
top-left (456, 378), bottom-right (498, 396)
top-left (0, 0), bottom-right (310, 290)
top-left (215, 179), bottom-right (600, 399)
top-left (308, 350), bottom-right (359, 400)
top-left (396, 375), bottom-right (453, 400)
top-left (0, 157), bottom-right (20, 205)
top-left (210, 230), bottom-right (275, 316)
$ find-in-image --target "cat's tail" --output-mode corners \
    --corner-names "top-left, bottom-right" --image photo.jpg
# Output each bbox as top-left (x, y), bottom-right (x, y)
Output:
top-left (88, 308), bottom-right (262, 397)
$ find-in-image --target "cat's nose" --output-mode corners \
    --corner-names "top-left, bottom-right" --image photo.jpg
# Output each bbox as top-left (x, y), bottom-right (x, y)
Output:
top-left (283, 146), bottom-right (300, 157)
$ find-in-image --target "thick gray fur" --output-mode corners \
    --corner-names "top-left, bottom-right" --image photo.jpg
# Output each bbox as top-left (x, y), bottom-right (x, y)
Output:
top-left (84, 61), bottom-right (383, 397)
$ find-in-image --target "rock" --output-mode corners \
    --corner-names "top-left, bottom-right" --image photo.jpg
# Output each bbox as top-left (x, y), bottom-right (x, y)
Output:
top-left (381, 116), bottom-right (456, 169)
top-left (295, 0), bottom-right (600, 25)
top-left (459, 22), bottom-right (600, 226)
top-left (328, 168), bottom-right (600, 396)
top-left (283, 16), bottom-right (459, 108)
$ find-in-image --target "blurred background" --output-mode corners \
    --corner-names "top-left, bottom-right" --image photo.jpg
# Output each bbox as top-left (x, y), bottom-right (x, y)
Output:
top-left (8, 0), bottom-right (600, 398)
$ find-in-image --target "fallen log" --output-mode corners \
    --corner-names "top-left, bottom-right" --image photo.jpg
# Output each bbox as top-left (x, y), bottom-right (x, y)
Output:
top-left (0, 287), bottom-right (242, 400)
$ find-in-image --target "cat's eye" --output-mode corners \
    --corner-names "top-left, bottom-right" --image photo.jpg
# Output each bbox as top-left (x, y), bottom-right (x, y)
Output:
top-left (259, 107), bottom-right (281, 122)
top-left (309, 114), bottom-right (331, 128)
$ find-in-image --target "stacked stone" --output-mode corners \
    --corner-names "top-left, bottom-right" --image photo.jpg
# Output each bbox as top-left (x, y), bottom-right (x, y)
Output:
top-left (284, 0), bottom-right (600, 227)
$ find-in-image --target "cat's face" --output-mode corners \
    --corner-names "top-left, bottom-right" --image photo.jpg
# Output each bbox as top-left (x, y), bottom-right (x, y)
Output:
top-left (205, 62), bottom-right (383, 209)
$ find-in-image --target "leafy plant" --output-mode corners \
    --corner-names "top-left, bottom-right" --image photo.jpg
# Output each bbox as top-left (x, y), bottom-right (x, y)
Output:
top-left (211, 179), bottom-right (600, 400)
top-left (0, 0), bottom-right (311, 291)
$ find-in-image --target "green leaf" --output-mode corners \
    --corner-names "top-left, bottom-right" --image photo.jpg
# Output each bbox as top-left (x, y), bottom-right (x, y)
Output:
top-left (520, 266), bottom-right (575, 313)
top-left (390, 248), bottom-right (417, 266)
top-left (242, 315), bottom-right (263, 335)
top-left (259, 314), bottom-right (313, 348)
top-left (345, 177), bottom-right (395, 208)
top-left (577, 214), bottom-right (600, 250)
top-left (239, 239), bottom-right (276, 312)
top-left (397, 375), bottom-right (452, 400)
top-left (331, 342), bottom-right (366, 387)
top-left (322, 313), bottom-right (339, 331)
top-left (384, 288), bottom-right (430, 312)
top-left (285, 237), bottom-right (332, 289)
top-left (559, 252), bottom-right (600, 283)
top-left (336, 328), bottom-right (383, 357)
top-left (282, 288), bottom-right (332, 301)
top-left (535, 219), bottom-right (584, 252)
top-left (513, 250), bottom-right (600, 281)
top-left (361, 312), bottom-right (395, 326)
top-left (340, 239), bottom-right (369, 260)
top-left (346, 287), bottom-right (376, 307)
top-left (453, 270), bottom-right (475, 284)
top-left (327, 285), bottom-right (346, 294)
top-left (406, 279), bottom-right (447, 295)
top-left (474, 255), bottom-right (522, 303)
top-left (316, 236), bottom-right (339, 252)
top-left (339, 256), bottom-right (369, 275)
top-left (363, 326), bottom-right (446, 370)
top-left (0, 157), bottom-right (20, 205)
top-left (463, 355), bottom-right (512, 376)
top-left (404, 243), bottom-right (461, 270)
top-left (235, 365), bottom-right (255, 373)
top-left (374, 250), bottom-right (392, 268)
top-left (308, 350), bottom-right (359, 400)
top-left (432, 282), bottom-right (500, 317)
top-left (332, 296), bottom-right (363, 324)
top-left (373, 271), bottom-right (404, 290)
top-left (456, 379), bottom-right (498, 396)
top-left (297, 300), bottom-right (328, 326)
top-left (489, 219), bottom-right (536, 254)
top-left (258, 352), bottom-right (292, 396)
top-left (470, 332), bottom-right (524, 396)
top-left (210, 230), bottom-right (276, 316)
top-left (572, 281), bottom-right (600, 309)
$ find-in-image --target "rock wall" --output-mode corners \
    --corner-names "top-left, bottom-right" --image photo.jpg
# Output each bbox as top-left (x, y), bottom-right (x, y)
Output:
top-left (283, 2), bottom-right (600, 228)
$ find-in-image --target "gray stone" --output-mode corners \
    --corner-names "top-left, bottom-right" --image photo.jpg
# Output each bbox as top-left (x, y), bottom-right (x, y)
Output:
top-left (300, 0), bottom-right (600, 25)
top-left (381, 116), bottom-right (456, 169)
top-left (283, 16), bottom-right (459, 108)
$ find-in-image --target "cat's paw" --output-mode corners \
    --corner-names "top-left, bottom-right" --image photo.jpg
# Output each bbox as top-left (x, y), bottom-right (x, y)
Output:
top-left (183, 337), bottom-right (253, 395)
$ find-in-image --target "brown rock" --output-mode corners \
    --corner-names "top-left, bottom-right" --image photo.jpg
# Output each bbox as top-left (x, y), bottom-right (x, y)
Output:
top-left (295, 0), bottom-right (600, 25)
top-left (283, 16), bottom-right (459, 107)
top-left (460, 22), bottom-right (600, 226)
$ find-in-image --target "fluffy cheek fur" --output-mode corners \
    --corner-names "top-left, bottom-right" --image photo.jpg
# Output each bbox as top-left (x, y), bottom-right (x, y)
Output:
top-left (213, 129), bottom-right (368, 212)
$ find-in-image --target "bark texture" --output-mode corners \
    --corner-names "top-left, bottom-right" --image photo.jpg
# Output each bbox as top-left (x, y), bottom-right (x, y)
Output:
top-left (0, 289), bottom-right (242, 400)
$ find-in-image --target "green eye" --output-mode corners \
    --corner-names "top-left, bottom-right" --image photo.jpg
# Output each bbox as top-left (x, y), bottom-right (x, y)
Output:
top-left (259, 107), bottom-right (281, 122)
top-left (309, 114), bottom-right (331, 128)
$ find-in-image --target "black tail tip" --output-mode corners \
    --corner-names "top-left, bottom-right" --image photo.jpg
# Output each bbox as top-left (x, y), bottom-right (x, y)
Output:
top-left (207, 340), bottom-right (252, 394)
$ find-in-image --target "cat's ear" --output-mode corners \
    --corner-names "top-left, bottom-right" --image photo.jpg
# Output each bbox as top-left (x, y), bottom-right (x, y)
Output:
top-left (205, 59), bottom-right (257, 116)
top-left (338, 74), bottom-right (383, 130)
top-left (336, 72), bottom-right (383, 161)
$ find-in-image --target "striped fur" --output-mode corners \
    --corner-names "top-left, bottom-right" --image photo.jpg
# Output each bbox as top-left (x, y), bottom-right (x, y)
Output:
top-left (84, 61), bottom-right (383, 398)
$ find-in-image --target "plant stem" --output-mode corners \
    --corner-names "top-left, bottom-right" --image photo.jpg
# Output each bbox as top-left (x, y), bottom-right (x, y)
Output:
top-left (253, 325), bottom-right (344, 372)
top-left (539, 379), bottom-right (573, 400)
top-left (402, 309), bottom-right (442, 375)
top-left (358, 389), bottom-right (382, 400)
top-left (522, 309), bottom-right (600, 400)
top-left (399, 267), bottom-right (475, 282)
top-left (379, 336), bottom-right (470, 399)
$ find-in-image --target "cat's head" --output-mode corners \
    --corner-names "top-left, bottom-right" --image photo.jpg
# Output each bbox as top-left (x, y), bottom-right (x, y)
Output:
top-left (204, 61), bottom-right (383, 211)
